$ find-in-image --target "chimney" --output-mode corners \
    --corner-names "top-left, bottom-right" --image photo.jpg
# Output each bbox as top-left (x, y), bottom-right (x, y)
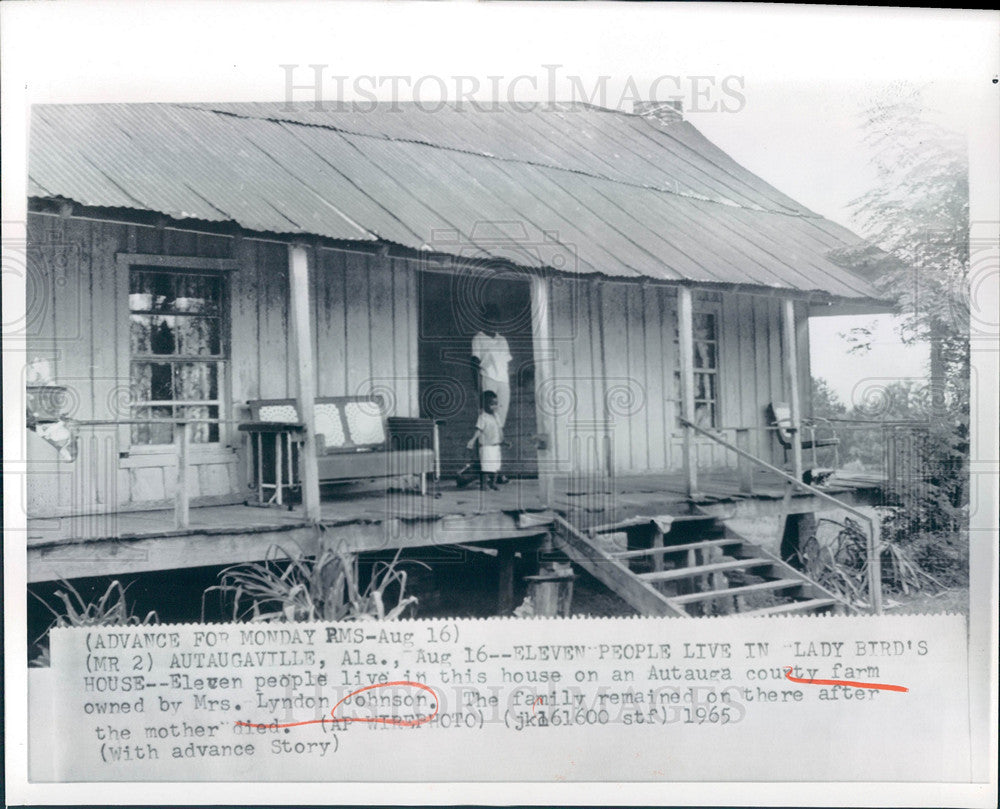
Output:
top-left (631, 99), bottom-right (683, 125)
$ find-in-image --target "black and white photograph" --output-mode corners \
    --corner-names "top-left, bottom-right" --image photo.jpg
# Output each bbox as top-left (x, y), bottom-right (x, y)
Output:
top-left (3, 2), bottom-right (997, 805)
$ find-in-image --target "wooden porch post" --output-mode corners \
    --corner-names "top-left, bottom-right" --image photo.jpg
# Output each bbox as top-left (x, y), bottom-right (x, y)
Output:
top-left (677, 286), bottom-right (698, 496)
top-left (531, 273), bottom-right (555, 506)
top-left (781, 298), bottom-right (804, 482)
top-left (288, 243), bottom-right (322, 522)
top-left (173, 420), bottom-right (190, 529)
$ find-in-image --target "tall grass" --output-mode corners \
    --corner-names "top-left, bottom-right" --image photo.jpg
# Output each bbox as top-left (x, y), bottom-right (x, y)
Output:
top-left (204, 545), bottom-right (424, 623)
top-left (30, 579), bottom-right (159, 667)
top-left (796, 515), bottom-right (945, 608)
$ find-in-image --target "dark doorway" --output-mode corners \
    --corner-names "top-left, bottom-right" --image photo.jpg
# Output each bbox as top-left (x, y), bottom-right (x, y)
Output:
top-left (418, 269), bottom-right (538, 478)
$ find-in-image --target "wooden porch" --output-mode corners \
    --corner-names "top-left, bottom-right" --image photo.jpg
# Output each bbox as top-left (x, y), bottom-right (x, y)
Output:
top-left (25, 468), bottom-right (883, 584)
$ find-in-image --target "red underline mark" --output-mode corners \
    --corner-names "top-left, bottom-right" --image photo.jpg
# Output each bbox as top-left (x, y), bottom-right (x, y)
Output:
top-left (784, 666), bottom-right (908, 693)
top-left (235, 680), bottom-right (440, 730)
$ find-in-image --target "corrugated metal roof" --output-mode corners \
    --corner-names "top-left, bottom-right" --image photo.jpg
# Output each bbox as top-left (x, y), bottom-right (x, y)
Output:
top-left (29, 101), bottom-right (883, 301)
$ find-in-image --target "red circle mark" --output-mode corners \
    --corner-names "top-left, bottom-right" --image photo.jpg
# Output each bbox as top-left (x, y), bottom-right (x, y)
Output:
top-left (332, 680), bottom-right (440, 727)
top-left (532, 696), bottom-right (543, 714)
top-left (235, 681), bottom-right (439, 730)
top-left (783, 666), bottom-right (908, 693)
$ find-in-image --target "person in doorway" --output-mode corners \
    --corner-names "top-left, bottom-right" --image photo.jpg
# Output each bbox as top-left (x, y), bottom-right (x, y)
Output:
top-left (471, 303), bottom-right (512, 482)
top-left (471, 304), bottom-right (512, 427)
top-left (466, 390), bottom-right (504, 490)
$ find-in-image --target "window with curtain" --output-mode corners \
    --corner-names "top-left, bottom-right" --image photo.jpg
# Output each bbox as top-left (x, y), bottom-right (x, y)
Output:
top-left (129, 268), bottom-right (226, 445)
top-left (673, 310), bottom-right (719, 429)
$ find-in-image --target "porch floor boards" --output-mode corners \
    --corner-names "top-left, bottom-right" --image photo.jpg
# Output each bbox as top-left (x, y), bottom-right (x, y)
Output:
top-left (25, 467), bottom-right (880, 548)
top-left (26, 478), bottom-right (543, 547)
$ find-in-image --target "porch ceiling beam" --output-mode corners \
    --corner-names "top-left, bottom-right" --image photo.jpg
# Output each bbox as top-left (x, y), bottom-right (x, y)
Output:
top-left (808, 300), bottom-right (897, 317)
top-left (288, 243), bottom-right (322, 522)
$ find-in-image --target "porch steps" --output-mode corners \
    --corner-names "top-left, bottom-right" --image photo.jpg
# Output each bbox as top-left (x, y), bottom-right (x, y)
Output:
top-left (637, 557), bottom-right (774, 582)
top-left (609, 537), bottom-right (740, 559)
top-left (669, 577), bottom-right (803, 604)
top-left (552, 509), bottom-right (850, 618)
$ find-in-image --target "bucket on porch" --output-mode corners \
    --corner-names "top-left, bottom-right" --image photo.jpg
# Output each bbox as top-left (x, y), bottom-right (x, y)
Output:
top-left (524, 563), bottom-right (576, 617)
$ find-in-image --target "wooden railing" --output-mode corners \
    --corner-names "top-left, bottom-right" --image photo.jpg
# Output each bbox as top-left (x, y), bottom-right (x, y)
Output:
top-left (679, 417), bottom-right (884, 613)
top-left (51, 418), bottom-right (241, 532)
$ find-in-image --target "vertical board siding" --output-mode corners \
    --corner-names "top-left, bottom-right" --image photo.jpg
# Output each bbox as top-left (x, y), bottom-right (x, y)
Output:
top-left (27, 210), bottom-right (809, 513)
top-left (55, 217), bottom-right (95, 513)
top-left (599, 281), bottom-right (629, 473)
top-left (311, 249), bottom-right (416, 416)
top-left (625, 284), bottom-right (647, 471)
top-left (230, 237), bottom-right (260, 405)
top-left (367, 257), bottom-right (395, 406)
top-left (343, 251), bottom-right (372, 396)
top-left (257, 242), bottom-right (292, 399)
top-left (549, 276), bottom-right (576, 470)
top-left (550, 278), bottom-right (692, 476)
top-left (752, 295), bottom-right (774, 464)
top-left (315, 248), bottom-right (348, 396)
top-left (27, 220), bottom-right (421, 519)
top-left (734, 294), bottom-right (760, 458)
top-left (588, 283), bottom-right (610, 476)
top-left (642, 286), bottom-right (665, 470)
top-left (89, 221), bottom-right (121, 509)
top-left (658, 285), bottom-right (677, 471)
top-left (546, 282), bottom-right (795, 476)
top-left (391, 259), bottom-right (414, 416)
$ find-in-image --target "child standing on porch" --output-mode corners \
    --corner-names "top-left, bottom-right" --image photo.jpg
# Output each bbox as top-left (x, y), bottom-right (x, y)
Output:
top-left (467, 390), bottom-right (504, 490)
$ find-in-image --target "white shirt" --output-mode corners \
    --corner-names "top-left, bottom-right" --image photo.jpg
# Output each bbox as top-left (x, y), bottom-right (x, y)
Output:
top-left (475, 412), bottom-right (504, 446)
top-left (471, 332), bottom-right (512, 383)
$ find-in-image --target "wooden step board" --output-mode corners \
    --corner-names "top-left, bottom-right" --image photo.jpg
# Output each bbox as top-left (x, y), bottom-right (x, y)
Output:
top-left (610, 537), bottom-right (740, 559)
top-left (669, 578), bottom-right (803, 604)
top-left (737, 598), bottom-right (840, 617)
top-left (553, 510), bottom-right (850, 618)
top-left (552, 515), bottom-right (688, 617)
top-left (638, 557), bottom-right (774, 582)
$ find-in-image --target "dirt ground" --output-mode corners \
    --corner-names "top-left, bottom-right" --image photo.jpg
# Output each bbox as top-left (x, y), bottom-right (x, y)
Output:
top-left (882, 586), bottom-right (969, 616)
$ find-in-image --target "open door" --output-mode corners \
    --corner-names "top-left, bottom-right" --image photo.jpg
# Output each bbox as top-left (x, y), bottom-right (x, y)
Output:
top-left (418, 269), bottom-right (538, 478)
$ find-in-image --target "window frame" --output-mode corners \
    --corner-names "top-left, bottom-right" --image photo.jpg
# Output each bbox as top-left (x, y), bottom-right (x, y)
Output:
top-left (672, 299), bottom-right (723, 434)
top-left (116, 253), bottom-right (236, 455)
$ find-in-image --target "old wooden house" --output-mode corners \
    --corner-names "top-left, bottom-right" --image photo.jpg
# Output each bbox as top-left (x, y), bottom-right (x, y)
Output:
top-left (24, 100), bottom-right (899, 616)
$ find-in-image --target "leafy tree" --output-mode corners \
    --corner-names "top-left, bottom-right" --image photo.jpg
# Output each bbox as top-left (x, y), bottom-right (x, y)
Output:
top-left (828, 83), bottom-right (969, 532)
top-left (812, 376), bottom-right (930, 471)
top-left (843, 83), bottom-right (969, 418)
top-left (810, 376), bottom-right (848, 419)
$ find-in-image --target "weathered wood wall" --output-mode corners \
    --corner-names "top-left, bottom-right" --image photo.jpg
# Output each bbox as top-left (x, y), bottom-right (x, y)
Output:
top-left (25, 213), bottom-right (418, 518)
top-left (545, 276), bottom-right (812, 475)
top-left (25, 209), bottom-right (813, 518)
